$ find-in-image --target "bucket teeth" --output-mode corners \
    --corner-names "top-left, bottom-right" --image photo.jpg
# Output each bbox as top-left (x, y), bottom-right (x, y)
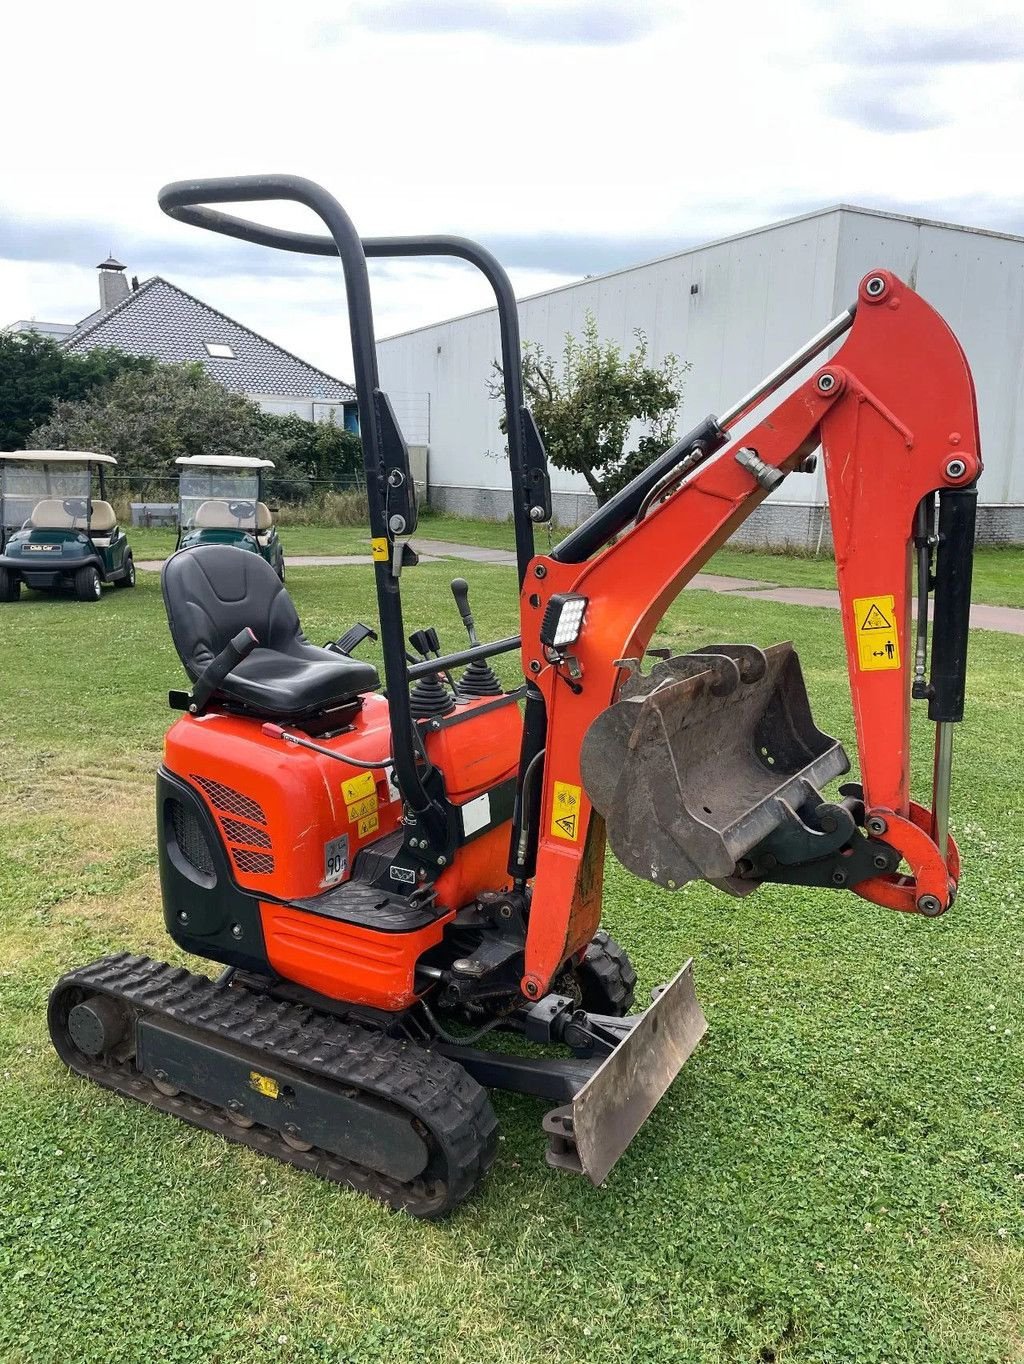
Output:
top-left (581, 643), bottom-right (849, 894)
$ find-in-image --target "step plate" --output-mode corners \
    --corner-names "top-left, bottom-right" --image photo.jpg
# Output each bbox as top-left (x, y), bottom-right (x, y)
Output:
top-left (542, 958), bottom-right (707, 1185)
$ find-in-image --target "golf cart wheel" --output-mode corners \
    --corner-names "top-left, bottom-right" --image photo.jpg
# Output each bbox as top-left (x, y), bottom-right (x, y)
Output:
top-left (74, 566), bottom-right (102, 602)
top-left (277, 558), bottom-right (286, 582)
top-left (0, 567), bottom-right (21, 602)
top-left (115, 554), bottom-right (136, 589)
top-left (575, 929), bottom-right (638, 1016)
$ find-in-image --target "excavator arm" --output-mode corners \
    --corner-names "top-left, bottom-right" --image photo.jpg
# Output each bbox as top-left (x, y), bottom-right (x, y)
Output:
top-left (519, 270), bottom-right (981, 999)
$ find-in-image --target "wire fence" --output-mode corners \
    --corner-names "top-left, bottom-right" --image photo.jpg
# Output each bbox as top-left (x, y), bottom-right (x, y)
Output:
top-left (104, 473), bottom-right (367, 498)
top-left (104, 474), bottom-right (370, 529)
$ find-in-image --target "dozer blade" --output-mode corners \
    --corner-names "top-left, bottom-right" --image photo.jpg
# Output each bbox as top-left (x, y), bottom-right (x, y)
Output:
top-left (543, 958), bottom-right (707, 1185)
top-left (580, 642), bottom-right (850, 895)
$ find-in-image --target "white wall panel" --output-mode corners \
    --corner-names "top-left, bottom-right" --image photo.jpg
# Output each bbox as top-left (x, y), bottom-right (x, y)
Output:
top-left (379, 208), bottom-right (1024, 511)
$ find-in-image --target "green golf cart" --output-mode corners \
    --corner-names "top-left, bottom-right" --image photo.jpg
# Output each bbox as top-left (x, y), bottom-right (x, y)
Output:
top-left (0, 451), bottom-right (136, 603)
top-left (175, 455), bottom-right (284, 578)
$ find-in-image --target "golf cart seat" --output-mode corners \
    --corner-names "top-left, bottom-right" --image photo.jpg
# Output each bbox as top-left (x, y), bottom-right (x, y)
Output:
top-left (29, 498), bottom-right (117, 533)
top-left (161, 545), bottom-right (378, 718)
top-left (192, 499), bottom-right (236, 529)
top-left (255, 502), bottom-right (275, 544)
top-left (88, 501), bottom-right (117, 533)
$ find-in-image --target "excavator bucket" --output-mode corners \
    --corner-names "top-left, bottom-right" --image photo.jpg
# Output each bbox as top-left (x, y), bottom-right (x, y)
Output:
top-left (581, 643), bottom-right (851, 895)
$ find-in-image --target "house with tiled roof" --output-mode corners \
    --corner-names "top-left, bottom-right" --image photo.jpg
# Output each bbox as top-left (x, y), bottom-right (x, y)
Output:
top-left (12, 257), bottom-right (359, 430)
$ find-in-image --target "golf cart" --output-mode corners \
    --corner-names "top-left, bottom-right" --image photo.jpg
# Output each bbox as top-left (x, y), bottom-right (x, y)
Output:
top-left (0, 451), bottom-right (135, 602)
top-left (175, 455), bottom-right (284, 578)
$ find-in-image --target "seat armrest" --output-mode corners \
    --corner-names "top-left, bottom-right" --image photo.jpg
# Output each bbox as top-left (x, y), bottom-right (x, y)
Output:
top-left (188, 627), bottom-right (259, 713)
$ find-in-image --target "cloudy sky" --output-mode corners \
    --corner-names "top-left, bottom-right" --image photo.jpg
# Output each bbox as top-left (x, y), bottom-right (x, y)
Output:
top-left (2, 0), bottom-right (1021, 381)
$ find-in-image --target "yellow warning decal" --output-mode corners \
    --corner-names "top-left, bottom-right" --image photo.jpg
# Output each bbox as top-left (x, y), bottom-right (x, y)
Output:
top-left (551, 781), bottom-right (582, 841)
top-left (342, 771), bottom-right (376, 806)
top-left (371, 537), bottom-right (389, 562)
top-left (249, 1070), bottom-right (280, 1099)
top-left (358, 811), bottom-right (380, 838)
top-left (346, 794), bottom-right (378, 822)
top-left (853, 594), bottom-right (901, 671)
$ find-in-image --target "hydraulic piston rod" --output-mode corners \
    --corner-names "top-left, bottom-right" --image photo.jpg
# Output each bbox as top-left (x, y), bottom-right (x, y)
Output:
top-left (719, 305), bottom-right (857, 430)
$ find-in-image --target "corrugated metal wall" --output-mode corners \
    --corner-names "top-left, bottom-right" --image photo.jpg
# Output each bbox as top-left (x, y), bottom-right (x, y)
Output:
top-left (378, 207), bottom-right (1024, 533)
top-left (834, 212), bottom-right (1024, 508)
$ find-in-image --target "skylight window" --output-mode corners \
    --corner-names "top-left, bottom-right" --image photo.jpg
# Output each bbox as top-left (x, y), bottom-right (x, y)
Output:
top-left (204, 341), bottom-right (235, 358)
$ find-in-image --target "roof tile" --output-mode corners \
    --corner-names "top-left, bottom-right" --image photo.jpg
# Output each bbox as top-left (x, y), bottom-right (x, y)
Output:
top-left (63, 277), bottom-right (357, 404)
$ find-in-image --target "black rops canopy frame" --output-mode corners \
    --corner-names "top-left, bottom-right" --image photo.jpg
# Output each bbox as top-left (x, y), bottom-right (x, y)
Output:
top-left (157, 176), bottom-right (729, 877)
top-left (158, 175), bottom-right (554, 852)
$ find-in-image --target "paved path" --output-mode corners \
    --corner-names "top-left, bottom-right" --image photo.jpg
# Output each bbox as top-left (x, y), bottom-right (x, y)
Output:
top-left (137, 540), bottom-right (1024, 637)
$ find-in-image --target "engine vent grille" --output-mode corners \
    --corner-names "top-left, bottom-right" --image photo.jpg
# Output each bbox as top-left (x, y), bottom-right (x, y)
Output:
top-left (191, 775), bottom-right (266, 825)
top-left (231, 848), bottom-right (275, 876)
top-left (170, 800), bottom-right (215, 876)
top-left (220, 817), bottom-right (272, 849)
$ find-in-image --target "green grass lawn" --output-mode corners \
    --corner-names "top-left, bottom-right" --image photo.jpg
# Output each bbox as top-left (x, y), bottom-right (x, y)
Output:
top-left (127, 514), bottom-right (524, 563)
top-left (126, 518), bottom-right (1024, 610)
top-left (1, 565), bottom-right (1022, 1363)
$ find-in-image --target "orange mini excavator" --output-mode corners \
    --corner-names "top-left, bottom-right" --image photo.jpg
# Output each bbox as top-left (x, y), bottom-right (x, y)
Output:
top-left (49, 177), bottom-right (981, 1217)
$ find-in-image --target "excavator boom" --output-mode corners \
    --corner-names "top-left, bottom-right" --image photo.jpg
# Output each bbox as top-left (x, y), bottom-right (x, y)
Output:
top-left (519, 269), bottom-right (980, 997)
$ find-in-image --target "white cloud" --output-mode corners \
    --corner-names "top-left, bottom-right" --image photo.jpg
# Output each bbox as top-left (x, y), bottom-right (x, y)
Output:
top-left (1, 0), bottom-right (1021, 379)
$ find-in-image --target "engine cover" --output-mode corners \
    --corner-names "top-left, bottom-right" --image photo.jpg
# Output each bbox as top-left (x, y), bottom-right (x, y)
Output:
top-left (164, 694), bottom-right (402, 901)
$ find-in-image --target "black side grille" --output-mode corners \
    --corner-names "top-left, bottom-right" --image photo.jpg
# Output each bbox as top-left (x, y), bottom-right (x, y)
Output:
top-left (169, 800), bottom-right (216, 876)
top-left (191, 775), bottom-right (266, 825)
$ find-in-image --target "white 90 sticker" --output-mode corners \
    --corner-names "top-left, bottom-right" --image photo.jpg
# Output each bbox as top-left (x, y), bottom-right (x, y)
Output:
top-left (324, 834), bottom-right (349, 886)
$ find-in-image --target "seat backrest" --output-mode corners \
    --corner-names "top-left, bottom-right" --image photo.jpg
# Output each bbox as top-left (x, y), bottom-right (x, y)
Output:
top-left (255, 501), bottom-right (273, 530)
top-left (31, 499), bottom-right (76, 528)
top-left (30, 498), bottom-right (117, 531)
top-left (192, 499), bottom-right (236, 529)
top-left (89, 500), bottom-right (117, 533)
top-left (161, 545), bottom-right (306, 680)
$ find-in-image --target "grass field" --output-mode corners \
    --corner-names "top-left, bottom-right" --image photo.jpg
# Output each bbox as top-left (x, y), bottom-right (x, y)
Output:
top-left (1, 563), bottom-right (1022, 1364)
top-left (127, 517), bottom-right (1024, 609)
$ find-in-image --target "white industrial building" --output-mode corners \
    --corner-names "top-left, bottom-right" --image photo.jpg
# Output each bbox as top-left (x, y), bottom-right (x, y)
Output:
top-left (378, 206), bottom-right (1024, 547)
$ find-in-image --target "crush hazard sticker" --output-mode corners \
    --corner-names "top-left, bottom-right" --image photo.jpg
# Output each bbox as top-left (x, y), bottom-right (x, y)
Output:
top-left (853, 595), bottom-right (901, 671)
top-left (342, 771), bottom-right (376, 806)
top-left (550, 781), bottom-right (582, 841)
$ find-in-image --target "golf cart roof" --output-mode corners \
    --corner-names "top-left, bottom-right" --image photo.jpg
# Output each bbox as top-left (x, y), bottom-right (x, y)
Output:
top-left (174, 456), bottom-right (275, 470)
top-left (0, 450), bottom-right (117, 465)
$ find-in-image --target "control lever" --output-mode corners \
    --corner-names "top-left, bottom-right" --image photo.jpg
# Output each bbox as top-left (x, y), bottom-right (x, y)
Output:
top-left (409, 627), bottom-right (456, 691)
top-left (451, 578), bottom-right (479, 645)
top-left (409, 627), bottom-right (441, 658)
top-left (327, 622), bottom-right (378, 657)
top-left (450, 577), bottom-right (503, 698)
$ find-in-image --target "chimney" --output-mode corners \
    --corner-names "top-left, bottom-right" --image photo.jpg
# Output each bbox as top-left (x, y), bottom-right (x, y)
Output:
top-left (97, 255), bottom-right (129, 312)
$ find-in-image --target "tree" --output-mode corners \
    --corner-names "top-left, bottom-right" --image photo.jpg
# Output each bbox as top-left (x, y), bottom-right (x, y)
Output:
top-left (0, 331), bottom-right (155, 451)
top-left (262, 411), bottom-right (363, 488)
top-left (28, 362), bottom-right (311, 499)
top-left (490, 312), bottom-right (688, 504)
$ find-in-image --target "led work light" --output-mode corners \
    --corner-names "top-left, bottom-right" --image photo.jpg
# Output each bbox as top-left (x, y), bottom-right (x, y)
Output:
top-left (539, 593), bottom-right (588, 650)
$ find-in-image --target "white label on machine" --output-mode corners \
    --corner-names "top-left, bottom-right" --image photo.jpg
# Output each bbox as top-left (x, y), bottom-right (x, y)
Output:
top-left (386, 766), bottom-right (402, 805)
top-left (323, 834), bottom-right (349, 886)
top-left (460, 792), bottom-right (491, 838)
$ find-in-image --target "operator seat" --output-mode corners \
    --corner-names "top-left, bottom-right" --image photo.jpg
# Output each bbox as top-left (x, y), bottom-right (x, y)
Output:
top-left (161, 545), bottom-right (378, 718)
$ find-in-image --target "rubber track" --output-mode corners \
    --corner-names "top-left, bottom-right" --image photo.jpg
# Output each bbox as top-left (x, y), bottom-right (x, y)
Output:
top-left (48, 953), bottom-right (498, 1218)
